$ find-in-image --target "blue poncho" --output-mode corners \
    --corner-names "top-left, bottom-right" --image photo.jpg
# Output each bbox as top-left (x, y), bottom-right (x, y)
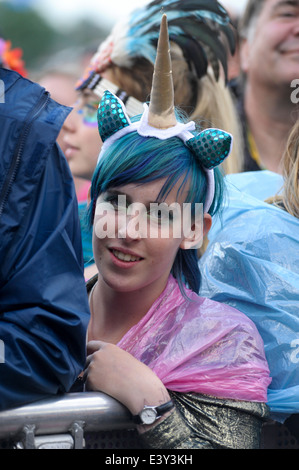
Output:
top-left (199, 171), bottom-right (299, 422)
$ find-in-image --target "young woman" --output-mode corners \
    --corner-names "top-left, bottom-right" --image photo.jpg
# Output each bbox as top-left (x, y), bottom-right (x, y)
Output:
top-left (81, 16), bottom-right (271, 449)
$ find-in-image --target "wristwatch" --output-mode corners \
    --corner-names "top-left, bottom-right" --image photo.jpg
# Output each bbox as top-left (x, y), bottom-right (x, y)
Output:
top-left (132, 400), bottom-right (174, 425)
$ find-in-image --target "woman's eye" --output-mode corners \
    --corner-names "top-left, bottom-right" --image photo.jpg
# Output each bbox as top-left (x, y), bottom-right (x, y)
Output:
top-left (103, 195), bottom-right (118, 206)
top-left (85, 104), bottom-right (98, 114)
top-left (148, 205), bottom-right (173, 223)
top-left (77, 101), bottom-right (99, 127)
top-left (83, 105), bottom-right (97, 120)
top-left (276, 6), bottom-right (299, 18)
top-left (103, 195), bottom-right (128, 211)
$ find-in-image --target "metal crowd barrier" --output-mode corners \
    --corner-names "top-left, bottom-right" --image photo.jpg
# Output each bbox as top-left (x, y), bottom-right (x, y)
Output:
top-left (0, 392), bottom-right (135, 449)
top-left (2, 392), bottom-right (297, 449)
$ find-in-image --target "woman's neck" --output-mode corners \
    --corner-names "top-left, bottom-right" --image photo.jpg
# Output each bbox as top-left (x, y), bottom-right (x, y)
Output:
top-left (88, 275), bottom-right (169, 344)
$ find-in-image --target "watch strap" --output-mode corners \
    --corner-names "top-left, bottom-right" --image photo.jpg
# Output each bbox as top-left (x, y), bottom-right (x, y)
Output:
top-left (132, 399), bottom-right (174, 425)
top-left (155, 400), bottom-right (174, 416)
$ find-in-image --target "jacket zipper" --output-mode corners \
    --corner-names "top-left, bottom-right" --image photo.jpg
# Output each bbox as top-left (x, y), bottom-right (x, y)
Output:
top-left (0, 91), bottom-right (50, 220)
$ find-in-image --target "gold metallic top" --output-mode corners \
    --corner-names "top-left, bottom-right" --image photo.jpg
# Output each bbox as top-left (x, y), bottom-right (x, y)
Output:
top-left (84, 391), bottom-right (269, 449)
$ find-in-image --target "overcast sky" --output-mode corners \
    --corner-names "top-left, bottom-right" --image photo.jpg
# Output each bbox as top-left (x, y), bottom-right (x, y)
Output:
top-left (32, 0), bottom-right (248, 29)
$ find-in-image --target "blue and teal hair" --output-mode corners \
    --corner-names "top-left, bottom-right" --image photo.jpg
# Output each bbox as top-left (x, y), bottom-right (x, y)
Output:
top-left (88, 130), bottom-right (225, 295)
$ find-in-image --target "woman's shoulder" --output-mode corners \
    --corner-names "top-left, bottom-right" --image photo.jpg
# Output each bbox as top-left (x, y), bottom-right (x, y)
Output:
top-left (182, 288), bottom-right (259, 333)
top-left (168, 276), bottom-right (263, 342)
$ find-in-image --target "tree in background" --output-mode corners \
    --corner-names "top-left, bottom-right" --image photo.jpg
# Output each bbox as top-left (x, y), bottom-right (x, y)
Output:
top-left (0, 1), bottom-right (109, 72)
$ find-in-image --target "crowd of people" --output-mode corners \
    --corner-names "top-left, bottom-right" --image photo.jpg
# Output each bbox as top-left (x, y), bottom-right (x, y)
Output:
top-left (0, 0), bottom-right (298, 450)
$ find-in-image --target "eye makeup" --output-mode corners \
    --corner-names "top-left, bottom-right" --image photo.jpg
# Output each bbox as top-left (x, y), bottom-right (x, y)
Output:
top-left (76, 94), bottom-right (100, 128)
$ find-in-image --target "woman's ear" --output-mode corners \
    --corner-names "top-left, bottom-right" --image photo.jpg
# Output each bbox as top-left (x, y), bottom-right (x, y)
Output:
top-left (87, 186), bottom-right (91, 204)
top-left (203, 213), bottom-right (212, 236)
top-left (239, 38), bottom-right (250, 75)
top-left (180, 213), bottom-right (212, 250)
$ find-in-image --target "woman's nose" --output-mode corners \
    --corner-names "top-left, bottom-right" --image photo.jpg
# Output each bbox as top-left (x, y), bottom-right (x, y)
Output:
top-left (62, 105), bottom-right (79, 134)
top-left (291, 16), bottom-right (299, 36)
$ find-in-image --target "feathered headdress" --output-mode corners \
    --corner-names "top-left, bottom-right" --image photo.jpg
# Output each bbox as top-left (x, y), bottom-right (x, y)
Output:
top-left (96, 15), bottom-right (232, 213)
top-left (77, 0), bottom-right (235, 116)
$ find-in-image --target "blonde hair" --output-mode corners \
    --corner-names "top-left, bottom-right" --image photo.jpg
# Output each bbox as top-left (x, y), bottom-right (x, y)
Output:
top-left (171, 43), bottom-right (243, 174)
top-left (266, 120), bottom-right (299, 218)
top-left (190, 71), bottom-right (244, 174)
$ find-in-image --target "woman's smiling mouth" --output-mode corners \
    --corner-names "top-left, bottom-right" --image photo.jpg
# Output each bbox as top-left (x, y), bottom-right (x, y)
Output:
top-left (110, 248), bottom-right (143, 263)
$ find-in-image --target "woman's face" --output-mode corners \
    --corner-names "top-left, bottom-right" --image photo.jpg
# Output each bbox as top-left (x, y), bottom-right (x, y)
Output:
top-left (92, 177), bottom-right (211, 298)
top-left (62, 90), bottom-right (102, 180)
top-left (62, 68), bottom-right (123, 181)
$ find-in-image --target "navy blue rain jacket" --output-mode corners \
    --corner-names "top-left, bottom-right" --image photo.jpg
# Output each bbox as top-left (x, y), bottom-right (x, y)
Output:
top-left (0, 69), bottom-right (90, 411)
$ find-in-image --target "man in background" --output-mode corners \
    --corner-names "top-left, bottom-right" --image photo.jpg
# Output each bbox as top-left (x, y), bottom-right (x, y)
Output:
top-left (234, 0), bottom-right (299, 173)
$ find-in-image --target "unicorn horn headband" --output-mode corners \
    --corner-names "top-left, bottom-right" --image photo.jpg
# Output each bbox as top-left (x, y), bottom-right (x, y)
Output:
top-left (97, 14), bottom-right (233, 213)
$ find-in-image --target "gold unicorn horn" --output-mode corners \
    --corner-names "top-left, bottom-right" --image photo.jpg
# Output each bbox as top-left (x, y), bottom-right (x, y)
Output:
top-left (148, 14), bottom-right (177, 129)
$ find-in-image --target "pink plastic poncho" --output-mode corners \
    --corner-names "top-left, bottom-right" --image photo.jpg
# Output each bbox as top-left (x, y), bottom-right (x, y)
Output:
top-left (118, 275), bottom-right (271, 402)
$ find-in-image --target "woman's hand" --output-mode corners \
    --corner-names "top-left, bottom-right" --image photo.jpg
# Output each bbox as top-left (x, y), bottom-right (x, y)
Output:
top-left (84, 340), bottom-right (171, 418)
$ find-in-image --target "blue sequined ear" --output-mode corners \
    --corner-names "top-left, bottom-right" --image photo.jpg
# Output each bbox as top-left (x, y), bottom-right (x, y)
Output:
top-left (185, 128), bottom-right (232, 169)
top-left (97, 90), bottom-right (131, 142)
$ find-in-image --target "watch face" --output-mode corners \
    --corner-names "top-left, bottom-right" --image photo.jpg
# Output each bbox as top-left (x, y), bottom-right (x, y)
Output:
top-left (140, 407), bottom-right (157, 425)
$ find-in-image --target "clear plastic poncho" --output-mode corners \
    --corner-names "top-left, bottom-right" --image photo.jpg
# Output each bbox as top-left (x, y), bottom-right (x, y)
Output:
top-left (118, 275), bottom-right (271, 403)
